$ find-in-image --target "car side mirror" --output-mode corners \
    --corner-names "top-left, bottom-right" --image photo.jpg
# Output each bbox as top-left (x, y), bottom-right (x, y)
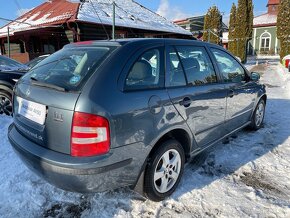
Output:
top-left (251, 72), bottom-right (260, 81)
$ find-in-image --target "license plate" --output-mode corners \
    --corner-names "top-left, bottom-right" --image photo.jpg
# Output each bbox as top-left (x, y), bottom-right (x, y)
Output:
top-left (17, 97), bottom-right (46, 125)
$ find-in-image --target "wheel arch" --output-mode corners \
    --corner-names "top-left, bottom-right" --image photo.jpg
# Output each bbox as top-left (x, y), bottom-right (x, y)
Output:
top-left (133, 127), bottom-right (193, 194)
top-left (0, 80), bottom-right (15, 95)
top-left (260, 94), bottom-right (267, 104)
top-left (148, 128), bottom-right (192, 163)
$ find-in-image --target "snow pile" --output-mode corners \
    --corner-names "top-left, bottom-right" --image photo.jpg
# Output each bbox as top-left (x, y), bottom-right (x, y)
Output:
top-left (1, 61), bottom-right (290, 217)
top-left (254, 13), bottom-right (277, 26)
top-left (77, 0), bottom-right (191, 35)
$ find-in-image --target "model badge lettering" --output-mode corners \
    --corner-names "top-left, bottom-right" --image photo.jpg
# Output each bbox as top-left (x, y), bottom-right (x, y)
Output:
top-left (54, 111), bottom-right (64, 122)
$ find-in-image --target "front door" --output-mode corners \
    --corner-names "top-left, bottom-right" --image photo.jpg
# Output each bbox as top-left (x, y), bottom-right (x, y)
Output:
top-left (210, 48), bottom-right (256, 131)
top-left (166, 45), bottom-right (227, 147)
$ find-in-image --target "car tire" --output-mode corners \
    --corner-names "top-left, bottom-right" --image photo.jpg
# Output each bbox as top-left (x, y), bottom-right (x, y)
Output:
top-left (0, 89), bottom-right (13, 116)
top-left (249, 99), bottom-right (265, 130)
top-left (144, 140), bottom-right (185, 201)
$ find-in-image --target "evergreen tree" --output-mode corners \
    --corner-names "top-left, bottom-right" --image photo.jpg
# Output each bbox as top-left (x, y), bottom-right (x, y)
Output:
top-left (203, 12), bottom-right (210, 42)
top-left (228, 3), bottom-right (237, 55)
top-left (277, 0), bottom-right (290, 61)
top-left (203, 6), bottom-right (222, 44)
top-left (235, 0), bottom-right (253, 63)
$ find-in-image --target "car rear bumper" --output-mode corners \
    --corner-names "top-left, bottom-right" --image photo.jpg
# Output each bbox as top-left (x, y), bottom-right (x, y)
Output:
top-left (8, 123), bottom-right (147, 193)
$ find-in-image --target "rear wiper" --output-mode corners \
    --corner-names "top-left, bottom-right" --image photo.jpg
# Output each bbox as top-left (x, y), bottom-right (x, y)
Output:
top-left (30, 76), bottom-right (67, 92)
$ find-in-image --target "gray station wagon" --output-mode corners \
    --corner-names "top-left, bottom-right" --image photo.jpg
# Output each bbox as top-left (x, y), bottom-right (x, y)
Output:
top-left (8, 39), bottom-right (266, 201)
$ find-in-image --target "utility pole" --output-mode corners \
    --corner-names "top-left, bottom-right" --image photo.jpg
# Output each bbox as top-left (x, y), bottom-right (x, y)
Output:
top-left (112, 1), bottom-right (115, 40)
top-left (7, 26), bottom-right (10, 57)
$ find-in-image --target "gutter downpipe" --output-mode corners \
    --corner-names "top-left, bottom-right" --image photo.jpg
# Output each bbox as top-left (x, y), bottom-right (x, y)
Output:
top-left (67, 21), bottom-right (80, 42)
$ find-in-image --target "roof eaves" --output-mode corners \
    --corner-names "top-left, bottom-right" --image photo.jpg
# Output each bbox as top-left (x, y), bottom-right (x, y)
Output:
top-left (253, 23), bottom-right (277, 28)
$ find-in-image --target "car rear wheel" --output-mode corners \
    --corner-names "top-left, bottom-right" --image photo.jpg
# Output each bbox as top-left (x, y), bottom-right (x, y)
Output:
top-left (0, 90), bottom-right (12, 116)
top-left (250, 99), bottom-right (265, 130)
top-left (144, 140), bottom-right (185, 201)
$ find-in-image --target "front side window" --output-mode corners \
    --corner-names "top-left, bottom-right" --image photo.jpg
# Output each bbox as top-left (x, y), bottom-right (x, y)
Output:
top-left (125, 49), bottom-right (163, 90)
top-left (211, 48), bottom-right (246, 83)
top-left (174, 46), bottom-right (217, 85)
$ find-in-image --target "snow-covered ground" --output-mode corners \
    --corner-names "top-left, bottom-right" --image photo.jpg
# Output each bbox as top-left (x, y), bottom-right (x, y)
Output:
top-left (1, 62), bottom-right (290, 217)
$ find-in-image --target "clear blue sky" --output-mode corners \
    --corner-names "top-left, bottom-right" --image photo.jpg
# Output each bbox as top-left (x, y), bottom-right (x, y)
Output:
top-left (0, 0), bottom-right (268, 27)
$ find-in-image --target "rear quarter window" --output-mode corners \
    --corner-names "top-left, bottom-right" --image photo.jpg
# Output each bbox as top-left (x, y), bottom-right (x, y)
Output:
top-left (23, 46), bottom-right (116, 91)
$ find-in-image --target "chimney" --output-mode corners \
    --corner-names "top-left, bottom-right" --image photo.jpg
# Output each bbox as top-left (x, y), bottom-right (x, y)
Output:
top-left (267, 0), bottom-right (280, 14)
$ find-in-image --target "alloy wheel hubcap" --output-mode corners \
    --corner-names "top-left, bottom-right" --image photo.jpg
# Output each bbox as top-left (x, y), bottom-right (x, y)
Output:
top-left (255, 102), bottom-right (264, 126)
top-left (0, 95), bottom-right (12, 116)
top-left (154, 149), bottom-right (181, 193)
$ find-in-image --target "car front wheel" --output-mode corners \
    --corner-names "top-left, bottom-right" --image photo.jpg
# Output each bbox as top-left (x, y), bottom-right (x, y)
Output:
top-left (250, 99), bottom-right (265, 130)
top-left (144, 140), bottom-right (185, 201)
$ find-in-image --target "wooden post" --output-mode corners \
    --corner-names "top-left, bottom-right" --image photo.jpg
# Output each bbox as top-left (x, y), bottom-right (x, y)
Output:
top-left (7, 26), bottom-right (10, 57)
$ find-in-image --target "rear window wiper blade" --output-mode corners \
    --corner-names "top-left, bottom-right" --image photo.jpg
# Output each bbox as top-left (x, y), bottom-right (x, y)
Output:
top-left (30, 77), bottom-right (67, 92)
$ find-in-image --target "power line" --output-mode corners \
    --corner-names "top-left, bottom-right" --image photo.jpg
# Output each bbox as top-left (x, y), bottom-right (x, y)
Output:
top-left (0, 17), bottom-right (34, 26)
top-left (88, 0), bottom-right (110, 40)
top-left (13, 0), bottom-right (21, 12)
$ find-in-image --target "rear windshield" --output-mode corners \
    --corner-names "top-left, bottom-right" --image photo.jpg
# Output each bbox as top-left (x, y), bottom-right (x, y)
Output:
top-left (23, 46), bottom-right (116, 91)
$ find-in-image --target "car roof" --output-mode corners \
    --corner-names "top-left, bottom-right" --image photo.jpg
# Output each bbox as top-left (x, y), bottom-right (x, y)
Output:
top-left (64, 38), bottom-right (218, 49)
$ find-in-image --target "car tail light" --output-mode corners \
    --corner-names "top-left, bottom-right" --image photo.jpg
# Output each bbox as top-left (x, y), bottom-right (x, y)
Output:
top-left (71, 112), bottom-right (110, 157)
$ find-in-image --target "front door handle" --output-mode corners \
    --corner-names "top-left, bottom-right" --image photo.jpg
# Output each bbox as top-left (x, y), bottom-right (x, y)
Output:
top-left (228, 90), bottom-right (235, 98)
top-left (179, 97), bottom-right (192, 107)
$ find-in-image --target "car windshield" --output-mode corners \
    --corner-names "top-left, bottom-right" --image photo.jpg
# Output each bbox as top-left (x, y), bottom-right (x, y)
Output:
top-left (23, 46), bottom-right (116, 91)
top-left (26, 56), bottom-right (48, 69)
top-left (0, 55), bottom-right (27, 70)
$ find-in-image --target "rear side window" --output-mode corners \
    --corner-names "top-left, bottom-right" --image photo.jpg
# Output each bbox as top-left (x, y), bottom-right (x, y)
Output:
top-left (23, 46), bottom-right (116, 91)
top-left (211, 48), bottom-right (246, 83)
top-left (170, 46), bottom-right (217, 86)
top-left (125, 48), bottom-right (163, 91)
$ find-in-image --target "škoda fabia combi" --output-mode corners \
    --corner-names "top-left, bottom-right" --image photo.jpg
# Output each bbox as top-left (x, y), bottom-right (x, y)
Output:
top-left (8, 39), bottom-right (266, 201)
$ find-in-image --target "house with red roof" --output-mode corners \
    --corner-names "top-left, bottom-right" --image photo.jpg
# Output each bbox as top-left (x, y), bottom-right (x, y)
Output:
top-left (0, 0), bottom-right (192, 63)
top-left (249, 0), bottom-right (281, 55)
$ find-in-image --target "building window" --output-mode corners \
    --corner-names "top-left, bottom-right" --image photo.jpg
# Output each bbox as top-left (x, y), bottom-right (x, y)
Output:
top-left (260, 32), bottom-right (271, 52)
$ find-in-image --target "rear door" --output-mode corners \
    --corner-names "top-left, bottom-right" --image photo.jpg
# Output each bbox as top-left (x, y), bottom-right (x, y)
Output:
top-left (116, 44), bottom-right (176, 148)
top-left (166, 44), bottom-right (228, 147)
top-left (209, 48), bottom-right (256, 131)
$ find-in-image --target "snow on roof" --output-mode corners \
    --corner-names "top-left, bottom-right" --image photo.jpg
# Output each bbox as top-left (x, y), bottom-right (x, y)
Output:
top-left (253, 13), bottom-right (277, 27)
top-left (0, 0), bottom-right (191, 37)
top-left (222, 32), bottom-right (229, 43)
top-left (0, 0), bottom-right (78, 37)
top-left (77, 0), bottom-right (191, 35)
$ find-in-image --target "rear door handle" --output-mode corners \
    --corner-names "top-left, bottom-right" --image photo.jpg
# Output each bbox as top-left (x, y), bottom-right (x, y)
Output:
top-left (179, 97), bottom-right (192, 108)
